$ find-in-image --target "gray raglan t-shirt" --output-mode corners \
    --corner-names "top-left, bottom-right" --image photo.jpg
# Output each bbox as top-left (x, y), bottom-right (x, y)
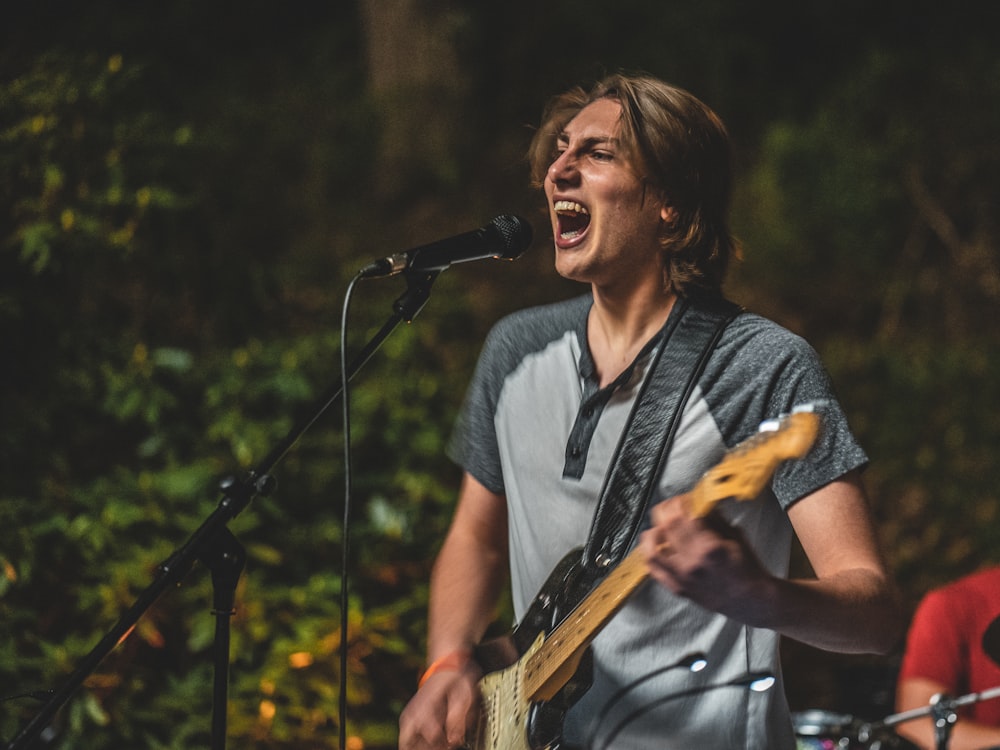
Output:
top-left (448, 293), bottom-right (867, 750)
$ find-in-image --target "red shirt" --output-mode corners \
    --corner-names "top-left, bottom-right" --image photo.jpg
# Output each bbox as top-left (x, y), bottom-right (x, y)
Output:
top-left (898, 566), bottom-right (1000, 725)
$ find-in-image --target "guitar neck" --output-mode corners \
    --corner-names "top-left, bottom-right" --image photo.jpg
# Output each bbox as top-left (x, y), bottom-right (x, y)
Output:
top-left (522, 546), bottom-right (649, 699)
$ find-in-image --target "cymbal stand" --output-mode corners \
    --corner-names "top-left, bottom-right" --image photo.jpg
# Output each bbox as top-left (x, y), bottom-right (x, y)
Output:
top-left (859, 684), bottom-right (1000, 750)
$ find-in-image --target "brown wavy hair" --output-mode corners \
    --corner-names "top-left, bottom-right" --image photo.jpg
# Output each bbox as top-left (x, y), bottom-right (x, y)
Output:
top-left (528, 74), bottom-right (739, 298)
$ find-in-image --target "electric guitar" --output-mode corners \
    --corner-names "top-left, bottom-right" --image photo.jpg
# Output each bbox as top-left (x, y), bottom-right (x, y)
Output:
top-left (469, 408), bottom-right (821, 750)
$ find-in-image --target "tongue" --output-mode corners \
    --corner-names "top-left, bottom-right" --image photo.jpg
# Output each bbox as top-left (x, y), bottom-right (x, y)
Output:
top-left (559, 212), bottom-right (590, 237)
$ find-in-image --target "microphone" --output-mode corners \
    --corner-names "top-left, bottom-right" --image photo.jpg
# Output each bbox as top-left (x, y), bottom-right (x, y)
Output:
top-left (358, 214), bottom-right (533, 279)
top-left (983, 613), bottom-right (1000, 668)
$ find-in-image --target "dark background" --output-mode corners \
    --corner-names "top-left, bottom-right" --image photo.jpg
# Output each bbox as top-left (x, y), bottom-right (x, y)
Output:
top-left (2, 1), bottom-right (999, 747)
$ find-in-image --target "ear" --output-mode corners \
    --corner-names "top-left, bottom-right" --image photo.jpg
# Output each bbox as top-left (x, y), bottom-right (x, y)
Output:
top-left (660, 205), bottom-right (677, 226)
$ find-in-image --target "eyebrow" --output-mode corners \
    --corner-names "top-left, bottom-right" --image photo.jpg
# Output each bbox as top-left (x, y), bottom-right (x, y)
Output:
top-left (556, 132), bottom-right (621, 149)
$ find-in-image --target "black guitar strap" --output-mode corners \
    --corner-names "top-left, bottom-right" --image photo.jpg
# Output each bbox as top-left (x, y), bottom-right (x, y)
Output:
top-left (580, 295), bottom-right (742, 575)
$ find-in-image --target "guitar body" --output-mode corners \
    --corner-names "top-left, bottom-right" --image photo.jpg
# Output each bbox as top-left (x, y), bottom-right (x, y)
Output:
top-left (472, 549), bottom-right (597, 750)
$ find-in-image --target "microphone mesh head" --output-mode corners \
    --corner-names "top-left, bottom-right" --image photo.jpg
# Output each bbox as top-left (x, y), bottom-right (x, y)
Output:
top-left (491, 215), bottom-right (533, 259)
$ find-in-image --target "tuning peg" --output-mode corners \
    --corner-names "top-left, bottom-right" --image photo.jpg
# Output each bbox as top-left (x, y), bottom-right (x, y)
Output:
top-left (758, 418), bottom-right (781, 432)
top-left (759, 401), bottom-right (829, 433)
top-left (791, 400), bottom-right (829, 414)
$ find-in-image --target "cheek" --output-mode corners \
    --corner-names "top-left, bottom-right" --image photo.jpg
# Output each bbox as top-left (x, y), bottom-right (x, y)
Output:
top-left (605, 183), bottom-right (652, 216)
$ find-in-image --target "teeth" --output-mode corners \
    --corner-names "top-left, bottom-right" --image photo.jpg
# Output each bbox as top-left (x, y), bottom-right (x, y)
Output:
top-left (554, 199), bottom-right (589, 240)
top-left (554, 200), bottom-right (588, 215)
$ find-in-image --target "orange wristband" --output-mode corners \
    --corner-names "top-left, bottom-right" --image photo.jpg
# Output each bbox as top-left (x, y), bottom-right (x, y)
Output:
top-left (418, 649), bottom-right (472, 688)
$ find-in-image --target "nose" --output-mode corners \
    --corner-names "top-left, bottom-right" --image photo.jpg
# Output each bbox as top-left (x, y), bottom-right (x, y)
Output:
top-left (547, 149), bottom-right (578, 185)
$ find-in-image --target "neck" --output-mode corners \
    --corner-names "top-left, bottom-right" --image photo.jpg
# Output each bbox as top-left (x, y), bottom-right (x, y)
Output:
top-left (588, 283), bottom-right (677, 388)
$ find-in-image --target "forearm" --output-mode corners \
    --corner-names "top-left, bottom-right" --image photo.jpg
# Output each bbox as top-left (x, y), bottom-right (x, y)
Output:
top-left (744, 567), bottom-right (903, 654)
top-left (770, 473), bottom-right (904, 654)
top-left (643, 473), bottom-right (904, 655)
top-left (424, 473), bottom-right (510, 663)
top-left (398, 476), bottom-right (508, 750)
top-left (426, 528), bottom-right (507, 661)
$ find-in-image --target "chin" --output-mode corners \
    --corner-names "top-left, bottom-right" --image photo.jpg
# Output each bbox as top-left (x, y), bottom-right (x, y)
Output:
top-left (553, 261), bottom-right (592, 285)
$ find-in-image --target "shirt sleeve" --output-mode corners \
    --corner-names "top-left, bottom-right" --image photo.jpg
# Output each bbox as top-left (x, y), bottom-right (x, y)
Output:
top-left (445, 320), bottom-right (510, 495)
top-left (702, 313), bottom-right (869, 508)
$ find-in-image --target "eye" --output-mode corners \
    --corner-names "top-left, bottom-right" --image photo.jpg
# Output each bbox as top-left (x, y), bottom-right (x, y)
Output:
top-left (591, 149), bottom-right (614, 162)
top-left (549, 142), bottom-right (568, 163)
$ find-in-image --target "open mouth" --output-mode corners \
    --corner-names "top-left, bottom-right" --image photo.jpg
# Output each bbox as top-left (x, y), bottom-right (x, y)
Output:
top-left (554, 200), bottom-right (590, 241)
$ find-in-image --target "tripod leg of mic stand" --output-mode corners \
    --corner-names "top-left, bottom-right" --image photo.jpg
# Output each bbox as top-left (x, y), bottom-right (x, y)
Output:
top-left (201, 528), bottom-right (246, 750)
top-left (212, 610), bottom-right (233, 749)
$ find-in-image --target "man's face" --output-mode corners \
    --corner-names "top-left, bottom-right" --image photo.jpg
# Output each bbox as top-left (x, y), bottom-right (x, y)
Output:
top-left (543, 97), bottom-right (671, 291)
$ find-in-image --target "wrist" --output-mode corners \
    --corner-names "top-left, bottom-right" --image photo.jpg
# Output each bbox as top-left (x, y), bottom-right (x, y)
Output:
top-left (418, 648), bottom-right (475, 688)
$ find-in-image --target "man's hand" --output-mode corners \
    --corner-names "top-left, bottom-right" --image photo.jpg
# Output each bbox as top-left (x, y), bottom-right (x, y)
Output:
top-left (640, 494), bottom-right (773, 623)
top-left (398, 660), bottom-right (482, 750)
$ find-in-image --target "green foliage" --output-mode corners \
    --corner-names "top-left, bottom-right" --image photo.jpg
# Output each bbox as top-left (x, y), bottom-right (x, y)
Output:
top-left (0, 17), bottom-right (449, 746)
top-left (735, 38), bottom-right (1000, 333)
top-left (0, 51), bottom-right (183, 274)
top-left (0, 321), bottom-right (460, 748)
top-left (732, 33), bottom-right (1000, 606)
top-left (826, 340), bottom-right (1000, 594)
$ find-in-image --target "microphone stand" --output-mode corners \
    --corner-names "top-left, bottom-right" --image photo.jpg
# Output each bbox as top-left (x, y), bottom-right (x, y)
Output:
top-left (6, 268), bottom-right (442, 750)
top-left (857, 684), bottom-right (1000, 750)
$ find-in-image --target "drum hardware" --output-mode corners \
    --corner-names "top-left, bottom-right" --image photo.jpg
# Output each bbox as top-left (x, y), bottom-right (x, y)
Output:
top-left (793, 708), bottom-right (916, 749)
top-left (794, 614), bottom-right (1000, 750)
top-left (858, 683), bottom-right (1000, 750)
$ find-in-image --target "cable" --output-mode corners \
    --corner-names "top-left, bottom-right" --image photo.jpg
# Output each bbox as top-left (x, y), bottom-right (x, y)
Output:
top-left (583, 652), bottom-right (707, 750)
top-left (593, 670), bottom-right (775, 750)
top-left (338, 272), bottom-right (361, 750)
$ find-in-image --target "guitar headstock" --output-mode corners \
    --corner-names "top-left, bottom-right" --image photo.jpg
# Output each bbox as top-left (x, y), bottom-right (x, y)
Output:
top-left (686, 404), bottom-right (822, 518)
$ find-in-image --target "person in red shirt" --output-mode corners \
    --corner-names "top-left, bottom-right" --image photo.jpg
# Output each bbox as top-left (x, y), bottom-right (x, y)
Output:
top-left (896, 565), bottom-right (1000, 749)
